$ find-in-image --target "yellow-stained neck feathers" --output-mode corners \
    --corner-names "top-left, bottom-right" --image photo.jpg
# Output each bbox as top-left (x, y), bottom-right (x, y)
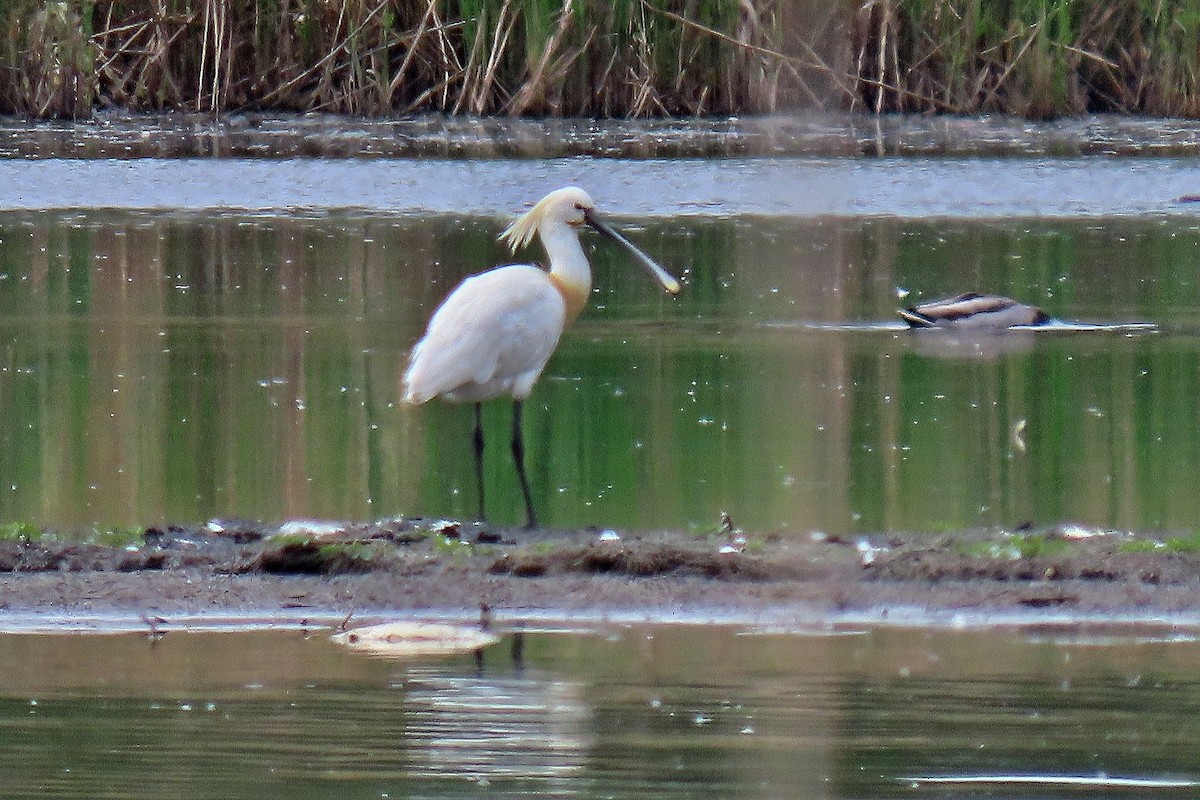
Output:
top-left (498, 187), bottom-right (593, 323)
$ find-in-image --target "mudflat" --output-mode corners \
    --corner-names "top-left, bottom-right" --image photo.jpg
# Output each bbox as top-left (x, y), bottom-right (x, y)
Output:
top-left (0, 520), bottom-right (1196, 629)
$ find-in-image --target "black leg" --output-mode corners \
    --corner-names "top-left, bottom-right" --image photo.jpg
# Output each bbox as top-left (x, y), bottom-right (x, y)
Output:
top-left (512, 399), bottom-right (537, 529)
top-left (472, 402), bottom-right (486, 521)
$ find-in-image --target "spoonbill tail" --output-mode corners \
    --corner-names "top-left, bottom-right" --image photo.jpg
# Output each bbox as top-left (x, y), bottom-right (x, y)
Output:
top-left (403, 186), bottom-right (681, 528)
top-left (900, 292), bottom-right (1049, 329)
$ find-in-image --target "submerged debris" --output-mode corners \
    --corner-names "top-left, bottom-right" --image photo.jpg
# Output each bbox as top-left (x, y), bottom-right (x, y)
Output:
top-left (275, 520), bottom-right (347, 540)
top-left (331, 621), bottom-right (499, 658)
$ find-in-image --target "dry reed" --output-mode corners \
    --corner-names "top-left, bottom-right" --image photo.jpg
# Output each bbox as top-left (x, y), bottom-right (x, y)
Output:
top-left (0, 0), bottom-right (1195, 119)
top-left (852, 0), bottom-right (1200, 118)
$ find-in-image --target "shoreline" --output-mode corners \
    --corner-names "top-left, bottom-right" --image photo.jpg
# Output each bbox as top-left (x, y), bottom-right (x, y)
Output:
top-left (5, 111), bottom-right (1200, 160)
top-left (2, 523), bottom-right (1199, 633)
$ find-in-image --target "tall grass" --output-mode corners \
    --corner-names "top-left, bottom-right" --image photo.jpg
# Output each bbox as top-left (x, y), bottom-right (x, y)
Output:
top-left (0, 0), bottom-right (1196, 119)
top-left (853, 0), bottom-right (1200, 117)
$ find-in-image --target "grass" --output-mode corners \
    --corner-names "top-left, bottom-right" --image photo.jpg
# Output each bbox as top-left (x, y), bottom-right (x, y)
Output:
top-left (0, 0), bottom-right (787, 117)
top-left (959, 532), bottom-right (1072, 560)
top-left (1120, 533), bottom-right (1200, 553)
top-left (855, 0), bottom-right (1200, 117)
top-left (0, 0), bottom-right (1194, 118)
top-left (255, 535), bottom-right (388, 573)
top-left (0, 522), bottom-right (144, 546)
top-left (86, 525), bottom-right (146, 548)
top-left (0, 522), bottom-right (41, 542)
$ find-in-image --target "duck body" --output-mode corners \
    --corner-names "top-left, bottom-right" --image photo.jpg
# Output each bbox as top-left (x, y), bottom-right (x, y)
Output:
top-left (900, 293), bottom-right (1050, 329)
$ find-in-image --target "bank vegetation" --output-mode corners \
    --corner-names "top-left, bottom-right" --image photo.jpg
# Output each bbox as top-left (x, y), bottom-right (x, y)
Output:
top-left (1, 0), bottom-right (1197, 119)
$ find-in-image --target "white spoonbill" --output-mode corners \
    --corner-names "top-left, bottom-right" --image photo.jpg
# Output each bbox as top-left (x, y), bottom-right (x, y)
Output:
top-left (403, 186), bottom-right (681, 528)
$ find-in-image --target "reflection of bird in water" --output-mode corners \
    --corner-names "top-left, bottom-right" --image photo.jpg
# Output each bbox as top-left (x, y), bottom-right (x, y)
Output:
top-left (909, 330), bottom-right (1038, 361)
top-left (404, 666), bottom-right (591, 789)
top-left (899, 293), bottom-right (1050, 329)
top-left (403, 186), bottom-right (681, 528)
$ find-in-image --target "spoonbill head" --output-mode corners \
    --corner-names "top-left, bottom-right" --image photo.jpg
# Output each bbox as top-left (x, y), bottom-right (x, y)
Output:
top-left (403, 186), bottom-right (681, 528)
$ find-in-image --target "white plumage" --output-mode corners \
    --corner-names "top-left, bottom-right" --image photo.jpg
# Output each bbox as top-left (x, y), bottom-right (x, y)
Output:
top-left (403, 265), bottom-right (566, 404)
top-left (402, 186), bottom-right (680, 528)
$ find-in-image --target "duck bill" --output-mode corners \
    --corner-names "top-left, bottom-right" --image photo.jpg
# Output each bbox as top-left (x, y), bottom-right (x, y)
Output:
top-left (585, 210), bottom-right (681, 295)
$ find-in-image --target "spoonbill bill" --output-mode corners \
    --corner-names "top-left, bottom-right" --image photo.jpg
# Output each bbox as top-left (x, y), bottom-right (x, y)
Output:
top-left (403, 186), bottom-right (681, 528)
top-left (900, 292), bottom-right (1049, 329)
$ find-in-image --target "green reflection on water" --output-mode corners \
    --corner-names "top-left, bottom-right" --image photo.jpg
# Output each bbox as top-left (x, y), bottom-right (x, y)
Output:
top-left (0, 211), bottom-right (1198, 534)
top-left (0, 627), bottom-right (1198, 799)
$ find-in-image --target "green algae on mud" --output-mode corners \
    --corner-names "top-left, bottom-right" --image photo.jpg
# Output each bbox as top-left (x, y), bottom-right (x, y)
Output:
top-left (3, 520), bottom-right (1200, 623)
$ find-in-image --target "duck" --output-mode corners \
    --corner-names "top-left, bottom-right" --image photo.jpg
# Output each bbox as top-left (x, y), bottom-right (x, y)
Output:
top-left (899, 292), bottom-right (1050, 329)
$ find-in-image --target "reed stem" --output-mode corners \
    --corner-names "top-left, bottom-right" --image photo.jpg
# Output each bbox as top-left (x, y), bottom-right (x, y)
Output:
top-left (0, 0), bottom-right (1194, 119)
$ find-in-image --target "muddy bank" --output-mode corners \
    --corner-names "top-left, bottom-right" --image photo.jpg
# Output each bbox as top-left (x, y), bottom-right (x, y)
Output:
top-left (5, 111), bottom-right (1200, 160)
top-left (2, 521), bottom-right (1199, 627)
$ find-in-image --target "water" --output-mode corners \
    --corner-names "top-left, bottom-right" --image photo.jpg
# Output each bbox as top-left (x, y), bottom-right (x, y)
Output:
top-left (4, 144), bottom-right (1198, 798)
top-left (2, 156), bottom-right (1200, 533)
top-left (6, 156), bottom-right (1200, 216)
top-left (0, 624), bottom-right (1196, 798)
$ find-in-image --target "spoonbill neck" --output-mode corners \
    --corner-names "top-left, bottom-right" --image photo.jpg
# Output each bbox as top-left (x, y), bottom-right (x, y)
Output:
top-left (540, 220), bottom-right (592, 322)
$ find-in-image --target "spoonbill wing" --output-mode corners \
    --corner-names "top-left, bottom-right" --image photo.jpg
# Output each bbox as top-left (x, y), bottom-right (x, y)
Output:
top-left (404, 265), bottom-right (567, 404)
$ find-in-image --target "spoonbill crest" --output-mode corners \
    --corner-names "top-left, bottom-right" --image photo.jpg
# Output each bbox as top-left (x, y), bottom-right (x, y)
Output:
top-left (403, 186), bottom-right (681, 528)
